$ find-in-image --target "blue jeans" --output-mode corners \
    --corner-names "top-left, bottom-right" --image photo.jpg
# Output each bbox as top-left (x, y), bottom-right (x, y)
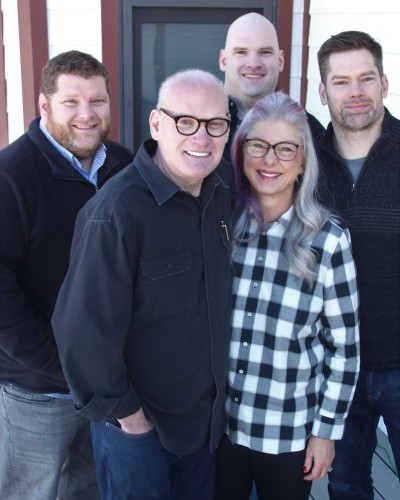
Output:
top-left (328, 363), bottom-right (400, 499)
top-left (91, 419), bottom-right (216, 500)
top-left (0, 384), bottom-right (99, 499)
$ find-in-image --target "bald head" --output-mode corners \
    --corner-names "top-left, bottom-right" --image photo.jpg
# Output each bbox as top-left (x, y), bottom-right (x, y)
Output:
top-left (225, 13), bottom-right (279, 50)
top-left (220, 13), bottom-right (284, 114)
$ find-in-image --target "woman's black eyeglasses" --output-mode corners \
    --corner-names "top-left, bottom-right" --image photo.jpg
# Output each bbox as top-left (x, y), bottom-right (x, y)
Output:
top-left (245, 138), bottom-right (300, 161)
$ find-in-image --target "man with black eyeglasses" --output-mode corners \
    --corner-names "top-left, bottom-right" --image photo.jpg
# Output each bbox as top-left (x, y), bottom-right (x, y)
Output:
top-left (52, 69), bottom-right (233, 499)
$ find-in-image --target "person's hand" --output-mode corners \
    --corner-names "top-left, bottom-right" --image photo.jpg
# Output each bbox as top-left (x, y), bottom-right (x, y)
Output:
top-left (118, 407), bottom-right (154, 434)
top-left (303, 436), bottom-right (335, 481)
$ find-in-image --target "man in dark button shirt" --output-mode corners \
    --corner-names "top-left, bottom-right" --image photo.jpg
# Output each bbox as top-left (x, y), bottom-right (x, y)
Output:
top-left (52, 69), bottom-right (232, 500)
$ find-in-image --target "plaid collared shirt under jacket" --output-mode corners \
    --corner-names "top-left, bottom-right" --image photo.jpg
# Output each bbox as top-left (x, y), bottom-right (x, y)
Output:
top-left (226, 208), bottom-right (360, 454)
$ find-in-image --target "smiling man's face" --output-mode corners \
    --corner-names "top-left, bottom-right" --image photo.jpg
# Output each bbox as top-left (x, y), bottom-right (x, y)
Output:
top-left (319, 49), bottom-right (388, 132)
top-left (219, 14), bottom-right (284, 113)
top-left (39, 74), bottom-right (111, 169)
top-left (149, 82), bottom-right (229, 197)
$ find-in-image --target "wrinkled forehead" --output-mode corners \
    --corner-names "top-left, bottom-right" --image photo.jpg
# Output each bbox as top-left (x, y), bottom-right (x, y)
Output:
top-left (163, 82), bottom-right (229, 116)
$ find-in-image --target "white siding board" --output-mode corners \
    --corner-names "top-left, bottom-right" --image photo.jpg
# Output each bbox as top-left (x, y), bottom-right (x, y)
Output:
top-left (310, 0), bottom-right (400, 14)
top-left (293, 0), bottom-right (304, 12)
top-left (48, 45), bottom-right (102, 61)
top-left (291, 12), bottom-right (304, 45)
top-left (289, 77), bottom-right (301, 102)
top-left (290, 45), bottom-right (303, 77)
top-left (46, 0), bottom-right (102, 60)
top-left (47, 10), bottom-right (102, 52)
top-left (289, 6), bottom-right (304, 98)
top-left (46, 0), bottom-right (100, 10)
top-left (308, 13), bottom-right (399, 46)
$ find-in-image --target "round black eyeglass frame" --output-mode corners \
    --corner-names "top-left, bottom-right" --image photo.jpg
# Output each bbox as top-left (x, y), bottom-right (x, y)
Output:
top-left (159, 108), bottom-right (231, 137)
top-left (245, 138), bottom-right (300, 161)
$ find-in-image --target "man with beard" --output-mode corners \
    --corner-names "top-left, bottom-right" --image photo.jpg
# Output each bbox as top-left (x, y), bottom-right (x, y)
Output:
top-left (219, 12), bottom-right (324, 160)
top-left (316, 31), bottom-right (400, 499)
top-left (0, 50), bottom-right (133, 499)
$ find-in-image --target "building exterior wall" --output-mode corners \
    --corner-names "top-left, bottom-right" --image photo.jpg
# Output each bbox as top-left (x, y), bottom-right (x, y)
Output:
top-left (2, 1), bottom-right (400, 142)
top-left (46, 0), bottom-right (102, 60)
top-left (289, 0), bottom-right (306, 102)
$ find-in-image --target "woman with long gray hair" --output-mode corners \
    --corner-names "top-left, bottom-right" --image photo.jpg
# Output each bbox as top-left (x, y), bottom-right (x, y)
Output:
top-left (215, 91), bottom-right (360, 500)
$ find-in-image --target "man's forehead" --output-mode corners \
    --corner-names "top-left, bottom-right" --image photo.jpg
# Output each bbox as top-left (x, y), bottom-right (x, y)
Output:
top-left (164, 85), bottom-right (227, 110)
top-left (326, 50), bottom-right (379, 78)
top-left (226, 21), bottom-right (277, 48)
top-left (55, 73), bottom-right (107, 89)
top-left (230, 43), bottom-right (276, 52)
top-left (328, 49), bottom-right (376, 68)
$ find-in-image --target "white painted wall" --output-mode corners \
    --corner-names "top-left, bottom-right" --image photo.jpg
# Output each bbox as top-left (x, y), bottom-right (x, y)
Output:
top-left (305, 0), bottom-right (400, 126)
top-left (289, 0), bottom-right (306, 102)
top-left (2, 0), bottom-right (102, 142)
top-left (46, 0), bottom-right (102, 60)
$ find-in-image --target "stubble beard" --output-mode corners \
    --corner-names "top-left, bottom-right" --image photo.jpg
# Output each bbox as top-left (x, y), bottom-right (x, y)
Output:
top-left (329, 96), bottom-right (385, 133)
top-left (46, 111), bottom-right (110, 160)
top-left (340, 107), bottom-right (381, 131)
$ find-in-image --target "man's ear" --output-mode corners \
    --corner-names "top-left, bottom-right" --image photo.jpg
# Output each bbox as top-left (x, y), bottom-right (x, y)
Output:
top-left (219, 49), bottom-right (227, 72)
top-left (278, 49), bottom-right (285, 73)
top-left (38, 93), bottom-right (49, 121)
top-left (382, 74), bottom-right (389, 98)
top-left (318, 82), bottom-right (327, 105)
top-left (149, 109), bottom-right (161, 140)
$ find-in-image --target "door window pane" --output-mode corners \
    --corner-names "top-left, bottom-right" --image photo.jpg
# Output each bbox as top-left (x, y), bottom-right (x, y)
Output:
top-left (140, 22), bottom-right (228, 143)
top-left (120, 5), bottom-right (275, 151)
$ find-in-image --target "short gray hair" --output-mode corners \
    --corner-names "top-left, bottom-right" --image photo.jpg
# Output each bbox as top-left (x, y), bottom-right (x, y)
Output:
top-left (156, 69), bottom-right (228, 109)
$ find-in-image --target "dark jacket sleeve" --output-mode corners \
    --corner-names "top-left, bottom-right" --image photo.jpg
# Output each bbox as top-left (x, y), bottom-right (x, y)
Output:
top-left (306, 111), bottom-right (326, 142)
top-left (52, 204), bottom-right (142, 420)
top-left (0, 171), bottom-right (61, 374)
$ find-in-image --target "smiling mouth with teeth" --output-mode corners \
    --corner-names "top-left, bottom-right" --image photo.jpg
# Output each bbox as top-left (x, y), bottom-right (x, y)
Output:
top-left (259, 171), bottom-right (280, 178)
top-left (186, 151), bottom-right (210, 157)
top-left (74, 124), bottom-right (97, 130)
top-left (243, 74), bottom-right (264, 79)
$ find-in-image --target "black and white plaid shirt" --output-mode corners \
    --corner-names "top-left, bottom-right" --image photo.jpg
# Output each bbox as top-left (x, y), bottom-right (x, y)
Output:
top-left (226, 208), bottom-right (360, 454)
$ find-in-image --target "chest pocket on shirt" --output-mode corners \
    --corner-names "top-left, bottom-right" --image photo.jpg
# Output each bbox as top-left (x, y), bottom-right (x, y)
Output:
top-left (140, 246), bottom-right (196, 318)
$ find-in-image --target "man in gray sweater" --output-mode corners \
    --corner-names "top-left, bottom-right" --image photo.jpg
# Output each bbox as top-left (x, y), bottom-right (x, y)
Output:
top-left (315, 30), bottom-right (400, 499)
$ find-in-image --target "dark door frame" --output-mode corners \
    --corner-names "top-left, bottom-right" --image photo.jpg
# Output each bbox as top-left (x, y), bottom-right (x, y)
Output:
top-left (117, 0), bottom-right (289, 151)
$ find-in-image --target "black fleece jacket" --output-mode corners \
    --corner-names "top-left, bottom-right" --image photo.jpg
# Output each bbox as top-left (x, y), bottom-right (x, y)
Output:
top-left (0, 118), bottom-right (133, 392)
top-left (316, 109), bottom-right (400, 365)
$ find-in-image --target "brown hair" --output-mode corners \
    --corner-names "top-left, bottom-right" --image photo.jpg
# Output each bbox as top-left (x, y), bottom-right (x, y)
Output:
top-left (317, 31), bottom-right (383, 84)
top-left (40, 50), bottom-right (110, 97)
